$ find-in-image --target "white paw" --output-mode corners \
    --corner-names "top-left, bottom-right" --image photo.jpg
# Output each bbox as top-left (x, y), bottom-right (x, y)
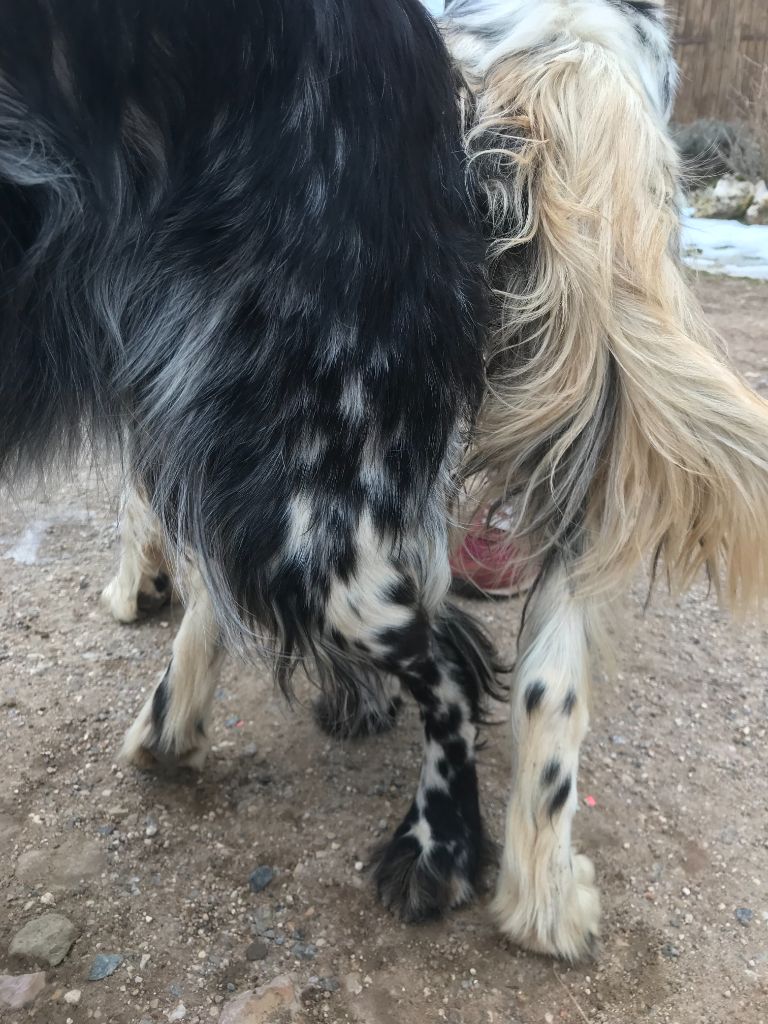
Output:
top-left (120, 693), bottom-right (210, 772)
top-left (101, 576), bottom-right (140, 623)
top-left (102, 571), bottom-right (173, 624)
top-left (492, 851), bottom-right (600, 961)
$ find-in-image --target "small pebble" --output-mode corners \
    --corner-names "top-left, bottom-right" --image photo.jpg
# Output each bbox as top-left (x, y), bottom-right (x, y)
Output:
top-left (248, 866), bottom-right (274, 893)
top-left (292, 942), bottom-right (317, 961)
top-left (344, 973), bottom-right (363, 997)
top-left (64, 989), bottom-right (81, 1005)
top-left (735, 907), bottom-right (753, 926)
top-left (661, 944), bottom-right (680, 960)
top-left (88, 954), bottom-right (124, 981)
top-left (245, 940), bottom-right (268, 963)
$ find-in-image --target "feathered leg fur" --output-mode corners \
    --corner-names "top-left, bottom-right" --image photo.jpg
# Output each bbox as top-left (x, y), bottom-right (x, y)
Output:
top-left (491, 555), bottom-right (602, 960)
top-left (102, 486), bottom-right (174, 624)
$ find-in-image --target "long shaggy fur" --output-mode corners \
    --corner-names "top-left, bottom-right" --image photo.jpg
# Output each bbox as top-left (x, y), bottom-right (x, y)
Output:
top-left (0, 0), bottom-right (487, 656)
top-left (444, 0), bottom-right (768, 611)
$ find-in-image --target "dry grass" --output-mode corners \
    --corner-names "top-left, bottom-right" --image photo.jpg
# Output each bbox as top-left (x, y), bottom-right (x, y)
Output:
top-left (726, 56), bottom-right (768, 182)
top-left (674, 58), bottom-right (768, 185)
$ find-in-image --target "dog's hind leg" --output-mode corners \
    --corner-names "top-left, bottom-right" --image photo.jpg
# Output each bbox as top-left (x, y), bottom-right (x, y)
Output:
top-left (369, 597), bottom-right (498, 921)
top-left (121, 567), bottom-right (221, 771)
top-left (491, 555), bottom-right (602, 960)
top-left (102, 486), bottom-right (173, 623)
top-left (314, 513), bottom-right (499, 919)
top-left (312, 675), bottom-right (403, 740)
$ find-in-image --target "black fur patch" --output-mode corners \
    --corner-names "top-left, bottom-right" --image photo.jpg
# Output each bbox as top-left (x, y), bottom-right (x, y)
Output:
top-left (151, 665), bottom-right (171, 731)
top-left (607, 0), bottom-right (662, 22)
top-left (562, 689), bottom-right (577, 715)
top-left (525, 680), bottom-right (546, 715)
top-left (313, 690), bottom-right (402, 741)
top-left (549, 777), bottom-right (572, 817)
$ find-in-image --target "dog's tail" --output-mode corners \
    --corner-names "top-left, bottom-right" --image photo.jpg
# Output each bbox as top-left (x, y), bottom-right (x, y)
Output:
top-left (450, 0), bottom-right (768, 611)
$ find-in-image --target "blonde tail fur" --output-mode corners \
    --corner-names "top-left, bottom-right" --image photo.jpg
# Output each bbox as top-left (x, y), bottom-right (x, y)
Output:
top-left (445, 0), bottom-right (768, 610)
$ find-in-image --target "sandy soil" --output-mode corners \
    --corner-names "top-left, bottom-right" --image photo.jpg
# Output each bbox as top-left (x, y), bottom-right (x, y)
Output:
top-left (1, 275), bottom-right (767, 1024)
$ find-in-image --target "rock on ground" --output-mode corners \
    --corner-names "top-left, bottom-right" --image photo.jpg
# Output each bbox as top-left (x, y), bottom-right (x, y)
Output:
top-left (0, 972), bottom-right (47, 1010)
top-left (219, 976), bottom-right (300, 1023)
top-left (88, 953), bottom-right (124, 981)
top-left (746, 180), bottom-right (768, 225)
top-left (8, 913), bottom-right (78, 968)
top-left (693, 175), bottom-right (756, 219)
top-left (15, 837), bottom-right (105, 890)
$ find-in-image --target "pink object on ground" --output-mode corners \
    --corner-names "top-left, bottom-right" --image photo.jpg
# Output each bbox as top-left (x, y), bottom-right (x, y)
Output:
top-left (450, 515), bottom-right (537, 599)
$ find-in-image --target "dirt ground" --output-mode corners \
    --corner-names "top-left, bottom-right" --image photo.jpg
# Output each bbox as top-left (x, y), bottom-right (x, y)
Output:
top-left (1, 275), bottom-right (767, 1024)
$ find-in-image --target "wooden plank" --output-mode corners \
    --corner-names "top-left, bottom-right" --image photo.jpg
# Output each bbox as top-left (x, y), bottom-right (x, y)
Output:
top-left (670, 0), bottom-right (768, 121)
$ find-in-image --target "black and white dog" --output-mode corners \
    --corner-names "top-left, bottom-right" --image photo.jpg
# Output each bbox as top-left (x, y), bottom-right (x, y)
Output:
top-left (3, 0), bottom-right (768, 961)
top-left (0, 0), bottom-right (498, 929)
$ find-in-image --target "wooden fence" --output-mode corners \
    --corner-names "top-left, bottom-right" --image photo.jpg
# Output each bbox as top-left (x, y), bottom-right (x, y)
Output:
top-left (671, 0), bottom-right (768, 122)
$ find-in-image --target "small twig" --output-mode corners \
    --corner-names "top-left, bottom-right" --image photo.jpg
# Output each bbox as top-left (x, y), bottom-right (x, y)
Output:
top-left (552, 965), bottom-right (591, 1024)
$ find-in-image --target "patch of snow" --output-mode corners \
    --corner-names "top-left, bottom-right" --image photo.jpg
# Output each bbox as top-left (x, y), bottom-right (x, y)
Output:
top-left (3, 508), bottom-right (95, 565)
top-left (4, 522), bottom-right (49, 565)
top-left (682, 214), bottom-right (768, 281)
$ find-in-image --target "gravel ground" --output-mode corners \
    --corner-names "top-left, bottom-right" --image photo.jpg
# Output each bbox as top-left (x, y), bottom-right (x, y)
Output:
top-left (1, 275), bottom-right (767, 1024)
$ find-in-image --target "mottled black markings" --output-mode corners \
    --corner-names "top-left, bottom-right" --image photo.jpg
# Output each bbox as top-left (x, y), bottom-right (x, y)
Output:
top-left (426, 702), bottom-right (463, 741)
top-left (562, 689), bottom-right (576, 715)
top-left (386, 576), bottom-right (417, 606)
top-left (151, 664), bottom-right (171, 729)
top-left (542, 759), bottom-right (560, 787)
top-left (549, 777), bottom-right (572, 817)
top-left (443, 737), bottom-right (468, 766)
top-left (525, 680), bottom-right (546, 714)
top-left (372, 605), bottom-right (497, 922)
top-left (607, 0), bottom-right (661, 21)
top-left (378, 607), bottom-right (431, 667)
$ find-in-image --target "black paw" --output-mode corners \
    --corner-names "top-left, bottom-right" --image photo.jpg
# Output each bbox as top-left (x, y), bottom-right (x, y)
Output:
top-left (313, 693), bottom-right (402, 740)
top-left (369, 814), bottom-right (490, 922)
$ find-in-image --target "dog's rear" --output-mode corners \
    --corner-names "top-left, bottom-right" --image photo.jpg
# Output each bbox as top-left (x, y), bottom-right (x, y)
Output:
top-left (0, 0), bottom-right (487, 643)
